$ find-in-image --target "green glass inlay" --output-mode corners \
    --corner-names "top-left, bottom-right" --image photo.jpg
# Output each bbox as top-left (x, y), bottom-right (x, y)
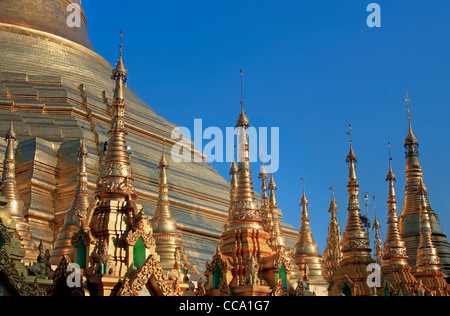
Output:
top-left (133, 237), bottom-right (146, 269)
top-left (212, 265), bottom-right (223, 290)
top-left (77, 239), bottom-right (87, 270)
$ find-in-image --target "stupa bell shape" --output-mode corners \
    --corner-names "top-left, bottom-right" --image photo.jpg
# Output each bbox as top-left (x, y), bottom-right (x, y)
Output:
top-left (0, 0), bottom-right (92, 49)
top-left (399, 110), bottom-right (450, 279)
top-left (150, 149), bottom-right (200, 277)
top-left (293, 183), bottom-right (327, 289)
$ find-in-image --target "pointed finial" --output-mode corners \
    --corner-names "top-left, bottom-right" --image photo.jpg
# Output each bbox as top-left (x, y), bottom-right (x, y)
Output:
top-left (112, 30), bottom-right (128, 83)
top-left (300, 177), bottom-right (309, 207)
top-left (403, 90), bottom-right (419, 151)
top-left (386, 142), bottom-right (396, 181)
top-left (236, 69), bottom-right (250, 128)
top-left (346, 124), bottom-right (358, 165)
top-left (347, 124), bottom-right (352, 145)
top-left (373, 196), bottom-right (377, 218)
top-left (159, 137), bottom-right (169, 169)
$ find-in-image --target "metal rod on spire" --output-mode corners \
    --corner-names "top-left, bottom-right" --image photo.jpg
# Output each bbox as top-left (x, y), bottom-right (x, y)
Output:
top-left (347, 124), bottom-right (353, 145)
top-left (403, 89), bottom-right (411, 124)
top-left (329, 179), bottom-right (335, 199)
top-left (119, 30), bottom-right (123, 58)
top-left (240, 69), bottom-right (244, 109)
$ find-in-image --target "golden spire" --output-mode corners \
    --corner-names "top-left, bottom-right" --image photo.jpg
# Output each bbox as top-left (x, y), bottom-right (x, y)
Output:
top-left (414, 180), bottom-right (448, 295)
top-left (293, 178), bottom-right (326, 286)
top-left (51, 138), bottom-right (91, 264)
top-left (258, 157), bottom-right (271, 234)
top-left (228, 69), bottom-right (261, 230)
top-left (152, 145), bottom-right (177, 235)
top-left (399, 91), bottom-right (450, 278)
top-left (1, 119), bottom-right (38, 262)
top-left (341, 124), bottom-right (370, 255)
top-left (383, 144), bottom-right (409, 266)
top-left (267, 173), bottom-right (285, 248)
top-left (151, 144), bottom-right (199, 276)
top-left (416, 181), bottom-right (441, 272)
top-left (96, 31), bottom-right (137, 200)
top-left (328, 126), bottom-right (375, 296)
top-left (372, 196), bottom-right (383, 267)
top-left (323, 179), bottom-right (343, 283)
top-left (223, 160), bottom-right (238, 233)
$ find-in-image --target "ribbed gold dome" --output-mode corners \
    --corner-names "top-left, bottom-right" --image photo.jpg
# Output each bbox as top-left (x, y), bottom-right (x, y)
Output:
top-left (0, 0), bottom-right (93, 49)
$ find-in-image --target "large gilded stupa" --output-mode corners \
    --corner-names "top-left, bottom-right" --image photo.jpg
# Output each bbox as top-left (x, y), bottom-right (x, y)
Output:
top-left (0, 0), bottom-right (299, 273)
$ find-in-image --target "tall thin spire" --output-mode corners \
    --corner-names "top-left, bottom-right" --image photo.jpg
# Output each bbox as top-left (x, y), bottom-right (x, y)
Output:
top-left (95, 31), bottom-right (136, 200)
top-left (329, 125), bottom-right (375, 296)
top-left (403, 90), bottom-right (419, 155)
top-left (151, 146), bottom-right (199, 276)
top-left (51, 139), bottom-right (91, 264)
top-left (229, 69), bottom-right (260, 229)
top-left (380, 144), bottom-right (418, 296)
top-left (372, 196), bottom-right (383, 267)
top-left (383, 144), bottom-right (409, 266)
top-left (293, 178), bottom-right (327, 287)
top-left (1, 118), bottom-right (38, 263)
top-left (323, 179), bottom-right (343, 284)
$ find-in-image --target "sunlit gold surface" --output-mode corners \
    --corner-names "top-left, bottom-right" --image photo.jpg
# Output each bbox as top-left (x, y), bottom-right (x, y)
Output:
top-left (323, 193), bottom-right (342, 284)
top-left (329, 142), bottom-right (376, 296)
top-left (293, 184), bottom-right (327, 289)
top-left (0, 121), bottom-right (38, 263)
top-left (0, 0), bottom-right (92, 49)
top-left (0, 19), bottom-right (300, 272)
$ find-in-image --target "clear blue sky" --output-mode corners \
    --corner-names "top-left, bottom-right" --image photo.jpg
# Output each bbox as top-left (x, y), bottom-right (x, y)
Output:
top-left (83, 0), bottom-right (450, 253)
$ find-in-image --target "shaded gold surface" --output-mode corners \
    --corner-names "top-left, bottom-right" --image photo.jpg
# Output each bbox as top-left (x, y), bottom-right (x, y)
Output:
top-left (399, 122), bottom-right (450, 278)
top-left (0, 0), bottom-right (92, 49)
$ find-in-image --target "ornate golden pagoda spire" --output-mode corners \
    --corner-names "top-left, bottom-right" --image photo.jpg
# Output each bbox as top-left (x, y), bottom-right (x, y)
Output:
top-left (70, 35), bottom-right (166, 296)
top-left (293, 178), bottom-right (327, 288)
top-left (95, 31), bottom-right (137, 201)
top-left (1, 119), bottom-right (38, 263)
top-left (51, 139), bottom-right (91, 264)
top-left (266, 173), bottom-right (301, 279)
top-left (204, 71), bottom-right (288, 296)
top-left (222, 160), bottom-right (238, 233)
top-left (399, 91), bottom-right (450, 278)
top-left (414, 180), bottom-right (448, 296)
top-left (380, 145), bottom-right (418, 296)
top-left (323, 180), bottom-right (343, 284)
top-left (258, 159), bottom-right (271, 234)
top-left (383, 145), bottom-right (409, 266)
top-left (151, 144), bottom-right (199, 277)
top-left (329, 125), bottom-right (375, 296)
top-left (372, 197), bottom-right (383, 267)
top-left (228, 69), bottom-right (263, 230)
